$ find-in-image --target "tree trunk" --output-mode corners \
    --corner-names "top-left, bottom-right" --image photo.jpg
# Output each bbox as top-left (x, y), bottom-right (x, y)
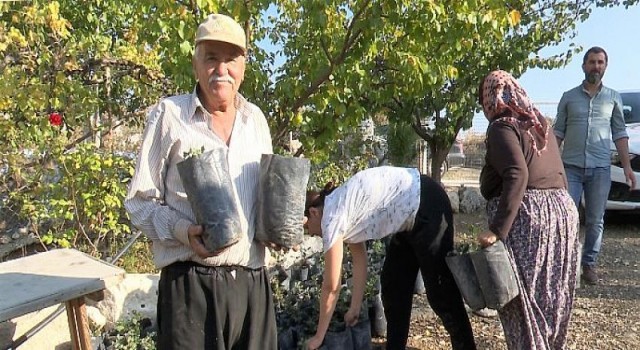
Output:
top-left (429, 146), bottom-right (448, 183)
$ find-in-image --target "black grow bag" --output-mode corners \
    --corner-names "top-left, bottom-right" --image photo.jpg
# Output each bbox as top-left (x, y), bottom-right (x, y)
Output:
top-left (368, 293), bottom-right (386, 338)
top-left (277, 328), bottom-right (297, 350)
top-left (470, 241), bottom-right (519, 309)
top-left (446, 241), bottom-right (519, 310)
top-left (256, 154), bottom-right (310, 248)
top-left (318, 319), bottom-right (372, 350)
top-left (177, 148), bottom-right (242, 252)
top-left (277, 320), bottom-right (371, 349)
top-left (349, 318), bottom-right (372, 350)
top-left (319, 327), bottom-right (353, 350)
top-left (445, 252), bottom-right (485, 311)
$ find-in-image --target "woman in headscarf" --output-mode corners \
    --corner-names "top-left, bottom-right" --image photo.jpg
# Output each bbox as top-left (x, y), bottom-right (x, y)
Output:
top-left (478, 70), bottom-right (580, 349)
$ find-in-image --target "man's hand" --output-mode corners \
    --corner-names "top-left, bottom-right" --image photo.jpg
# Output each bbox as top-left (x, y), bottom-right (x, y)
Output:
top-left (477, 230), bottom-right (498, 248)
top-left (344, 307), bottom-right (360, 327)
top-left (187, 225), bottom-right (229, 258)
top-left (306, 335), bottom-right (323, 350)
top-left (624, 165), bottom-right (637, 190)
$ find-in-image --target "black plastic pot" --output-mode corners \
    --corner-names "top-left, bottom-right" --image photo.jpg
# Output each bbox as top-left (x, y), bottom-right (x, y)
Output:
top-left (176, 148), bottom-right (242, 252)
top-left (445, 252), bottom-right (486, 311)
top-left (299, 266), bottom-right (309, 282)
top-left (256, 154), bottom-right (310, 248)
top-left (277, 328), bottom-right (297, 350)
top-left (447, 241), bottom-right (519, 310)
top-left (319, 319), bottom-right (371, 350)
top-left (470, 241), bottom-right (519, 309)
top-left (319, 327), bottom-right (353, 350)
top-left (349, 319), bottom-right (372, 350)
top-left (368, 293), bottom-right (387, 338)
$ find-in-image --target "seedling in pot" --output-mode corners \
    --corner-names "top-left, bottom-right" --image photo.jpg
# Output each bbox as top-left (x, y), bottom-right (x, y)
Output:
top-left (451, 226), bottom-right (482, 255)
top-left (183, 146), bottom-right (205, 159)
top-left (450, 242), bottom-right (481, 255)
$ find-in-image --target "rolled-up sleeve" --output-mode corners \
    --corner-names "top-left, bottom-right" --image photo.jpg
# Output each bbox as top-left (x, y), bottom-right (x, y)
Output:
top-left (611, 92), bottom-right (629, 142)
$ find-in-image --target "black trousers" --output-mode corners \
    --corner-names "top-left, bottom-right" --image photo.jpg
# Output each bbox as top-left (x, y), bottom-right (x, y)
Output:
top-left (381, 175), bottom-right (476, 350)
top-left (156, 261), bottom-right (277, 350)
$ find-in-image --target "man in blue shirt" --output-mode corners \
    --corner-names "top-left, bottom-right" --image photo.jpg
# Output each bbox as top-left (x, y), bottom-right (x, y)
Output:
top-left (554, 46), bottom-right (636, 285)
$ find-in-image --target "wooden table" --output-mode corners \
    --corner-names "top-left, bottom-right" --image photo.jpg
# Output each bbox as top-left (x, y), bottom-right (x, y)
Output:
top-left (0, 249), bottom-right (125, 350)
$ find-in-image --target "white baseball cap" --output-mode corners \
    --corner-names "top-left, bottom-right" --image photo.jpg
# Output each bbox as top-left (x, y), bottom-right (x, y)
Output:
top-left (195, 14), bottom-right (246, 54)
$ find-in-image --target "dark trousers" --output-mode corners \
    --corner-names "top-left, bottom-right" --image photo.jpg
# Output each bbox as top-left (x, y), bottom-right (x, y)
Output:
top-left (157, 261), bottom-right (277, 350)
top-left (381, 175), bottom-right (476, 350)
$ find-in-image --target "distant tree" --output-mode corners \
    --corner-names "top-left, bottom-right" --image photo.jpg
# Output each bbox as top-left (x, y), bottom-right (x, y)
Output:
top-left (370, 0), bottom-right (640, 182)
top-left (387, 120), bottom-right (418, 167)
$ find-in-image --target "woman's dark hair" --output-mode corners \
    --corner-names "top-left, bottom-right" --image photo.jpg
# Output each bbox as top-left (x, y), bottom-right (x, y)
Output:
top-left (304, 181), bottom-right (338, 216)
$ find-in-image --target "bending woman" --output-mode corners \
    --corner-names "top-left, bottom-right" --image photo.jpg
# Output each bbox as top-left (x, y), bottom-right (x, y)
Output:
top-left (478, 70), bottom-right (580, 349)
top-left (304, 166), bottom-right (476, 350)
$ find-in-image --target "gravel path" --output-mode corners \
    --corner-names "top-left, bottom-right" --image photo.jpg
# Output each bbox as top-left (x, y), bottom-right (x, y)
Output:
top-left (372, 211), bottom-right (640, 349)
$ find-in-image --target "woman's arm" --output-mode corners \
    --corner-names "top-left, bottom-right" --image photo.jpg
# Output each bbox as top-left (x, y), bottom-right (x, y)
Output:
top-left (486, 122), bottom-right (529, 240)
top-left (345, 242), bottom-right (367, 325)
top-left (307, 239), bottom-right (344, 349)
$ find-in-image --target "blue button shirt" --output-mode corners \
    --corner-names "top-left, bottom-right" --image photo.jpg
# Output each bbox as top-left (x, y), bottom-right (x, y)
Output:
top-left (553, 83), bottom-right (628, 168)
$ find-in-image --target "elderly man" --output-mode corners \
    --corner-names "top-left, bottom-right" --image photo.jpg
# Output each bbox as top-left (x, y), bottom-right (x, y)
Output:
top-left (125, 14), bottom-right (276, 349)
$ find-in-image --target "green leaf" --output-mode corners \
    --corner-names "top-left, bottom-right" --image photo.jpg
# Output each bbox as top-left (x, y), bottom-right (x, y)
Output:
top-left (179, 41), bottom-right (192, 56)
top-left (178, 20), bottom-right (186, 40)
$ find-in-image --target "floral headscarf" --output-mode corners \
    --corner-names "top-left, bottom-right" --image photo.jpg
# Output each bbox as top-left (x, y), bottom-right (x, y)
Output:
top-left (481, 70), bottom-right (549, 155)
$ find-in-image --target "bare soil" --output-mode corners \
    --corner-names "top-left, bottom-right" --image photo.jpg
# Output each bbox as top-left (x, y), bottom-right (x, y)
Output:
top-left (370, 168), bottom-right (640, 349)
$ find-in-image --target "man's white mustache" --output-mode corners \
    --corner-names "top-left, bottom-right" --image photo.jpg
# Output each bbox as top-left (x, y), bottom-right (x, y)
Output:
top-left (209, 75), bottom-right (235, 84)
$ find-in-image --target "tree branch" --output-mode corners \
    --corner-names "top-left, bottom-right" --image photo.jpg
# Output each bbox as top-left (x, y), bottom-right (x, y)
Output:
top-left (287, 0), bottom-right (372, 114)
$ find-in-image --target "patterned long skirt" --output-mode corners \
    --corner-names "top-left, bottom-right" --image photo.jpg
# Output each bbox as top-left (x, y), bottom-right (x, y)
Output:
top-left (487, 188), bottom-right (580, 350)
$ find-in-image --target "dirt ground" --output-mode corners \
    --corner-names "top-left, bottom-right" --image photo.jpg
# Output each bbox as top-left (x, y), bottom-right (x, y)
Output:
top-left (371, 179), bottom-right (640, 349)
